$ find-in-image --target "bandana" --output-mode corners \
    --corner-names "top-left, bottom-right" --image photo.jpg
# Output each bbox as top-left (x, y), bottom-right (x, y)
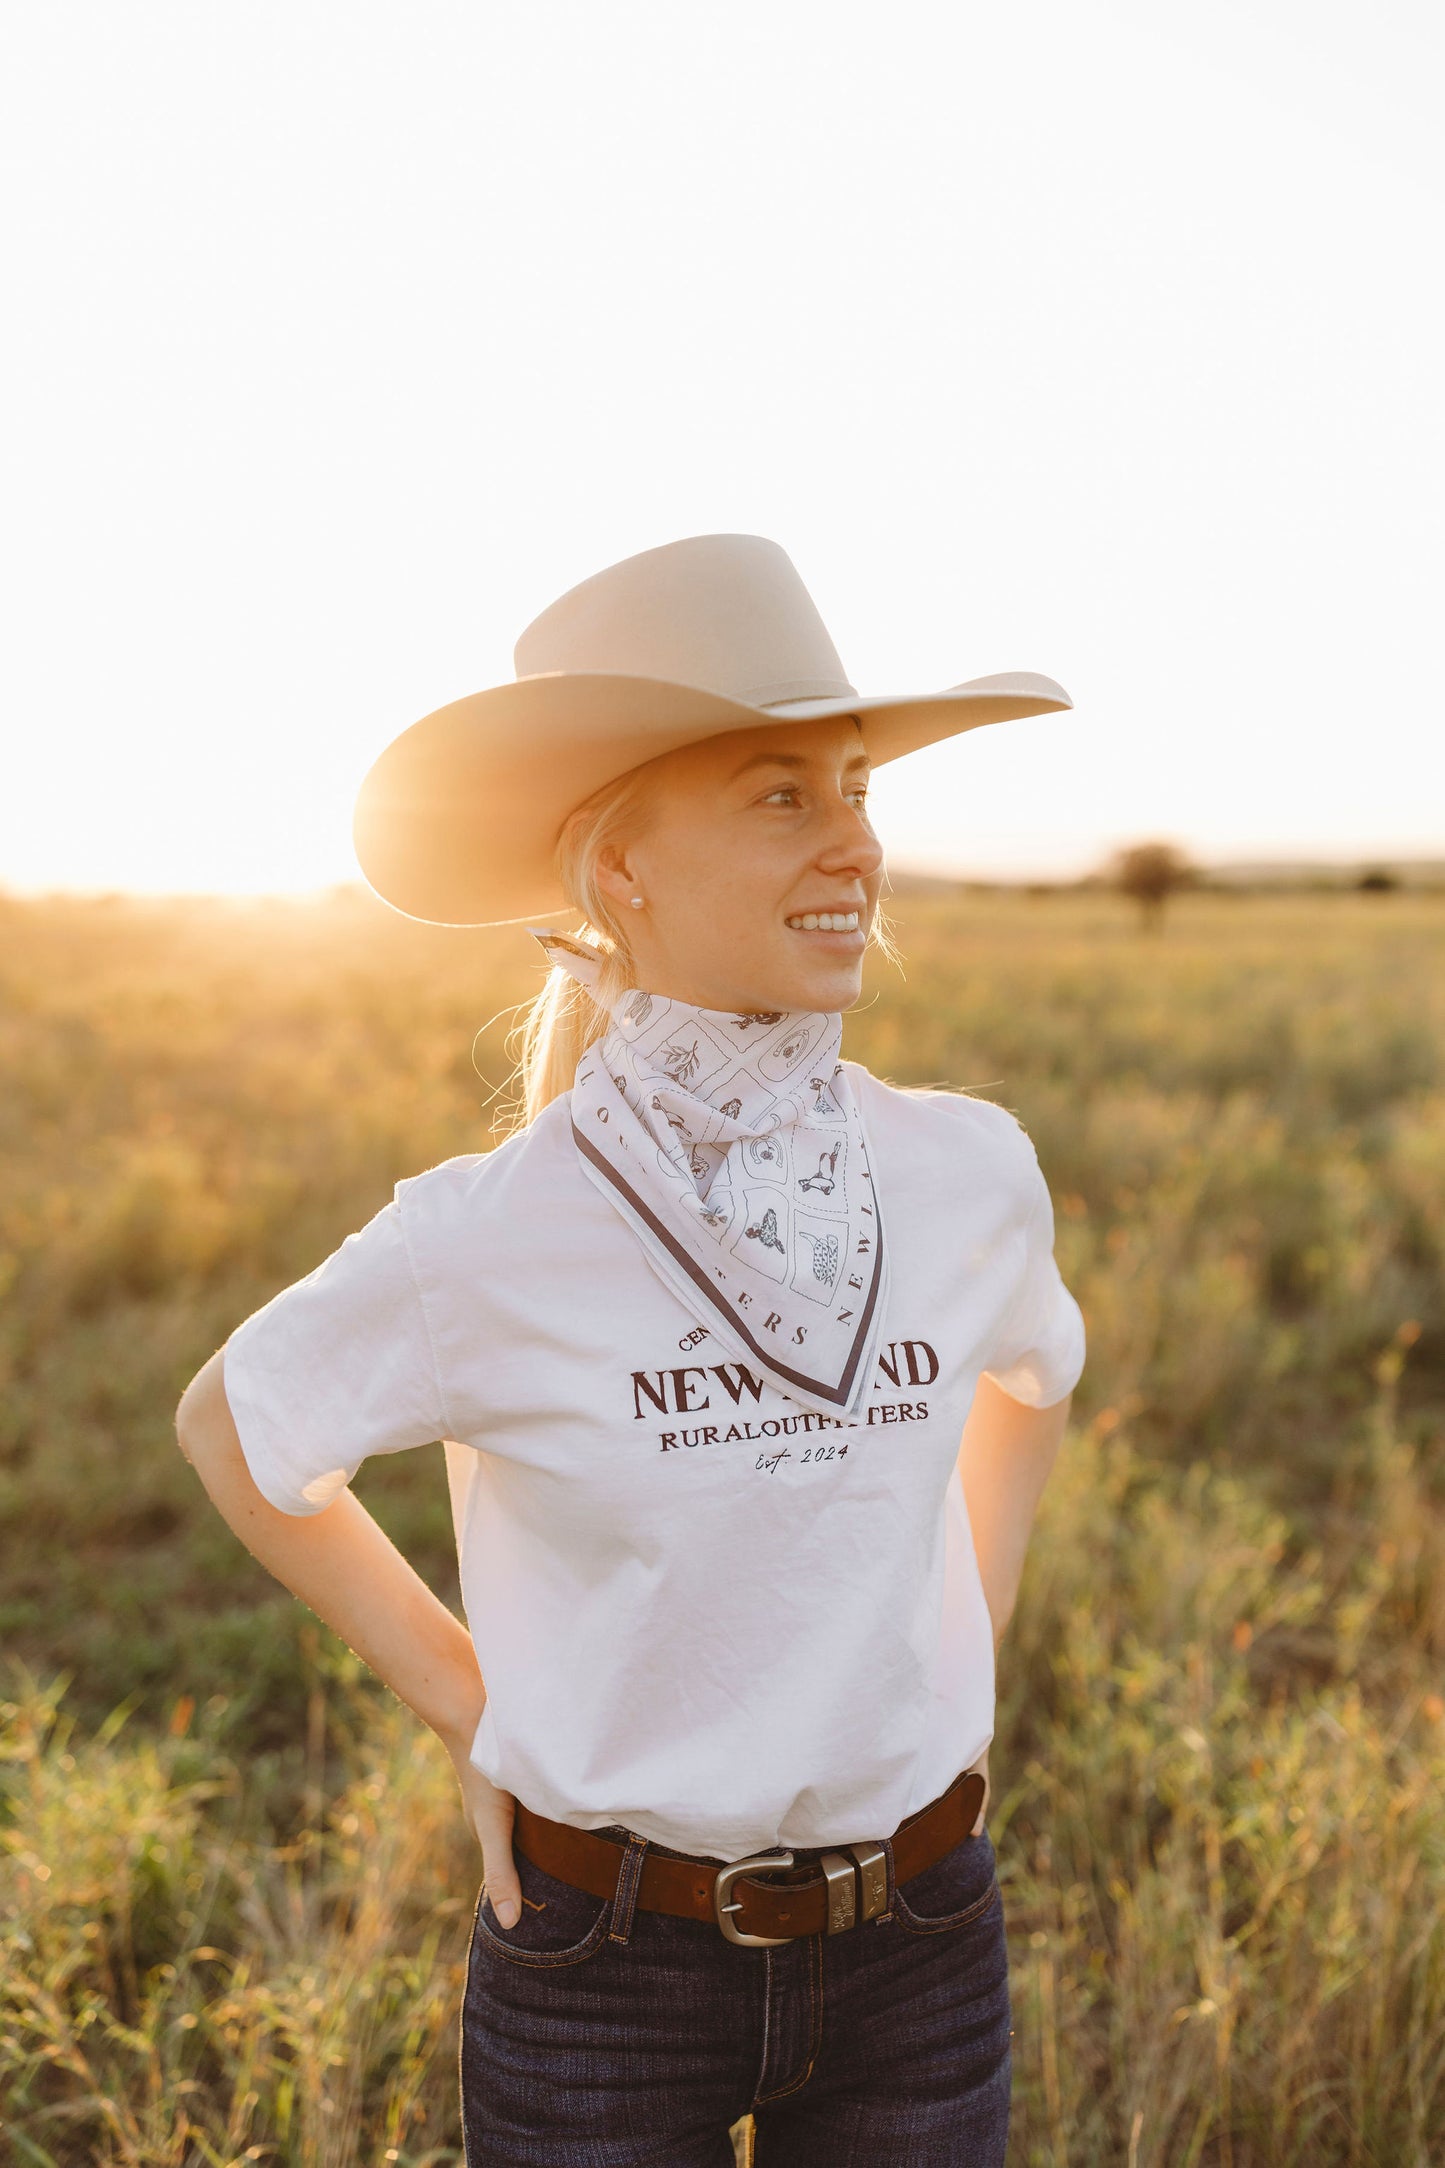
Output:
top-left (529, 929), bottom-right (890, 1421)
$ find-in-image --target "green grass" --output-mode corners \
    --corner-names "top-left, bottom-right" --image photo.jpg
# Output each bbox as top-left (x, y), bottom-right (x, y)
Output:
top-left (1, 885), bottom-right (1442, 2164)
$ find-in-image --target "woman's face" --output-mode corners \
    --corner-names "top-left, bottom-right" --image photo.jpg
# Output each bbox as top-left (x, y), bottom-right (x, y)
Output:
top-left (596, 715), bottom-right (886, 1012)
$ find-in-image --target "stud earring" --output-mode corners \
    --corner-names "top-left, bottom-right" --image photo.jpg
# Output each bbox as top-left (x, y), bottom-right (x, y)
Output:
top-left (629, 895), bottom-right (645, 909)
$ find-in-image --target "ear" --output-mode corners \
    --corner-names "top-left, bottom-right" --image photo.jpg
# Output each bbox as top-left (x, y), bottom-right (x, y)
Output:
top-left (592, 841), bottom-right (640, 916)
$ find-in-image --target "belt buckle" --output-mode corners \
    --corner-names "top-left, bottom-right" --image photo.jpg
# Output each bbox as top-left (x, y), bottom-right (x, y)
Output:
top-left (714, 1837), bottom-right (891, 1944)
top-left (714, 1849), bottom-right (798, 1946)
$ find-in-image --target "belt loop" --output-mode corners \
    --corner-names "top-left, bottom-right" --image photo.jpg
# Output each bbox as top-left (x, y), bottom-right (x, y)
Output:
top-left (608, 1832), bottom-right (650, 1944)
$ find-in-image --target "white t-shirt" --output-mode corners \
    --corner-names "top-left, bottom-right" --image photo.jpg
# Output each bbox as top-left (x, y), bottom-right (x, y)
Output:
top-left (222, 1063), bottom-right (1086, 1862)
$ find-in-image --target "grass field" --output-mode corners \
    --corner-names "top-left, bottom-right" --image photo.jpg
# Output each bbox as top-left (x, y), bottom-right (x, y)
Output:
top-left (2, 885), bottom-right (1443, 2165)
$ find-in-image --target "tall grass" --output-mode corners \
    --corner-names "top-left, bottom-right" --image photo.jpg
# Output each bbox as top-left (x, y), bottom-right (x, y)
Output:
top-left (1, 886), bottom-right (1442, 2163)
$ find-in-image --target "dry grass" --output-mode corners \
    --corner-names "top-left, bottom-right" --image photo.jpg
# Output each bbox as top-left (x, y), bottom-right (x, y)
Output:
top-left (1, 884), bottom-right (1442, 2164)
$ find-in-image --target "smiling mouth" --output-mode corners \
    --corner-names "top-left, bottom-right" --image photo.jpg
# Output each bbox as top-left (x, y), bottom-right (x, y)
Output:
top-left (784, 910), bottom-right (862, 933)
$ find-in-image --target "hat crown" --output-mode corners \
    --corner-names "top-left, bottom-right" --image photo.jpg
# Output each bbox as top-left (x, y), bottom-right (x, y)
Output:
top-left (512, 532), bottom-right (858, 708)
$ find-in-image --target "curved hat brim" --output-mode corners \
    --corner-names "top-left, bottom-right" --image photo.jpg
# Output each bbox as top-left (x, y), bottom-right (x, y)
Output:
top-left (352, 668), bottom-right (1072, 927)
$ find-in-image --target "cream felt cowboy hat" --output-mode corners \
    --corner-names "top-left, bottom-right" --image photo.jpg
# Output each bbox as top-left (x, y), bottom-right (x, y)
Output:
top-left (353, 532), bottom-right (1073, 926)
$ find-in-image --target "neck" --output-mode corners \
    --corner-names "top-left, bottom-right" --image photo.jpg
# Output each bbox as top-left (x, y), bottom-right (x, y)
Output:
top-left (525, 927), bottom-right (843, 1028)
top-left (617, 978), bottom-right (832, 1025)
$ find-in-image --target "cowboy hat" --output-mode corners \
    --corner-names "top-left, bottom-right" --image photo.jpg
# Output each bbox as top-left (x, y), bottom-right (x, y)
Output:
top-left (353, 532), bottom-right (1073, 926)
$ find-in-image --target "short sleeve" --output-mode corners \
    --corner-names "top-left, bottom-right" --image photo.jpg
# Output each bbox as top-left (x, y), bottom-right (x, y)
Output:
top-left (222, 1195), bottom-right (451, 1516)
top-left (982, 1157), bottom-right (1086, 1409)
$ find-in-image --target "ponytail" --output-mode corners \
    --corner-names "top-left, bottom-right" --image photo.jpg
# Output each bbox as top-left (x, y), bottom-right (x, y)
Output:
top-left (492, 764), bottom-right (656, 1137)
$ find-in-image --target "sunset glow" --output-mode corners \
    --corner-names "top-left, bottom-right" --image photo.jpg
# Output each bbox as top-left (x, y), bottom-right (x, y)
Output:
top-left (3, 3), bottom-right (1441, 899)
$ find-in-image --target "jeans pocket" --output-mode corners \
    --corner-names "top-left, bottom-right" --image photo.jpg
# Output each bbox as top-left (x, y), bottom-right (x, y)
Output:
top-left (891, 1826), bottom-right (1002, 1936)
top-left (470, 1844), bottom-right (615, 1969)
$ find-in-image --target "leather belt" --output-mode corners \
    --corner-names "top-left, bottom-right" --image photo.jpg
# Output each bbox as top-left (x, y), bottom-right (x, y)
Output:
top-left (512, 1761), bottom-right (988, 1947)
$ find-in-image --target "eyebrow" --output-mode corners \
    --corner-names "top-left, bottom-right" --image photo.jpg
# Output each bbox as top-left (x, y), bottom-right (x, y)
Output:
top-left (728, 748), bottom-right (872, 781)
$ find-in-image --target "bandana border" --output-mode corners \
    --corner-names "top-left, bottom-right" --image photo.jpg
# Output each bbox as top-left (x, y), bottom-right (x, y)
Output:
top-left (571, 1117), bottom-right (887, 1410)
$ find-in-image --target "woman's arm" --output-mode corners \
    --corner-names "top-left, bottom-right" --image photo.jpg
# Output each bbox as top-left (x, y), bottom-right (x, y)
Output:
top-left (958, 1369), bottom-right (1072, 1652)
top-left (175, 1349), bottom-right (526, 1925)
top-left (955, 1369), bottom-right (1073, 1829)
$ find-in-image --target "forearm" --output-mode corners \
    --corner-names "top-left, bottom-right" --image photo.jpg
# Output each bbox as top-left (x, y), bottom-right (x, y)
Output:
top-left (956, 1370), bottom-right (1072, 1649)
top-left (176, 1351), bottom-right (485, 1755)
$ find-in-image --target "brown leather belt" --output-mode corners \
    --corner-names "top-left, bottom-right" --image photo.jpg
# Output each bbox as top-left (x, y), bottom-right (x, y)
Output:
top-left (513, 1762), bottom-right (988, 1947)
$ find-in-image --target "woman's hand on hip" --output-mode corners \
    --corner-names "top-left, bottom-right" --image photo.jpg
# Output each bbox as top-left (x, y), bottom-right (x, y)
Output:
top-left (971, 1745), bottom-right (990, 1836)
top-left (449, 1746), bottom-right (522, 1927)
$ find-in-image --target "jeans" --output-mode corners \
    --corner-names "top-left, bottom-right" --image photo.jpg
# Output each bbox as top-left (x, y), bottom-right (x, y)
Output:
top-left (459, 1808), bottom-right (1012, 2166)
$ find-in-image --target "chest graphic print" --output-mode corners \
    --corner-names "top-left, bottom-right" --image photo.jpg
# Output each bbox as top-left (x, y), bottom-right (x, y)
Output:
top-left (529, 930), bottom-right (890, 1420)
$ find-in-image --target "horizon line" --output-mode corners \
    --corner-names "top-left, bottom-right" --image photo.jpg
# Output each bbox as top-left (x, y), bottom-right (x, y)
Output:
top-left (4, 846), bottom-right (1445, 911)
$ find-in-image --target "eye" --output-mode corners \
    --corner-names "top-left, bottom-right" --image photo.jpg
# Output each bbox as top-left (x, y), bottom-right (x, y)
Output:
top-left (758, 783), bottom-right (871, 808)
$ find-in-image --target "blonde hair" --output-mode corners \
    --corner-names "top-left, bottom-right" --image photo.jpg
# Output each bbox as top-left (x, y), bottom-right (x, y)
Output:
top-left (492, 744), bottom-right (901, 1138)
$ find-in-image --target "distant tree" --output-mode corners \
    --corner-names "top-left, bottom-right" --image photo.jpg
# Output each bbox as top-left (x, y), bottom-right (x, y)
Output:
top-left (1107, 840), bottom-right (1198, 931)
top-left (1357, 866), bottom-right (1399, 893)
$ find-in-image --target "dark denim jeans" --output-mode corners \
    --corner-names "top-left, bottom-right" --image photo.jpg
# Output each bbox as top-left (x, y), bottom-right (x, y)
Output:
top-left (459, 1808), bottom-right (1012, 2166)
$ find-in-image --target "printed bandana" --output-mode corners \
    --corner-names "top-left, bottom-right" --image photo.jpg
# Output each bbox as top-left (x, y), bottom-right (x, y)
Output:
top-left (530, 929), bottom-right (890, 1420)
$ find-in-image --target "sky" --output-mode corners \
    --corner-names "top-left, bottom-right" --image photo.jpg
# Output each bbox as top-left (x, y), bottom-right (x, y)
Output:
top-left (1, 1), bottom-right (1441, 896)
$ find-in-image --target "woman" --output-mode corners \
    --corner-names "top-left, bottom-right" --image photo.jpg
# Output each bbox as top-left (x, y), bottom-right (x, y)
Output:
top-left (176, 533), bottom-right (1086, 2166)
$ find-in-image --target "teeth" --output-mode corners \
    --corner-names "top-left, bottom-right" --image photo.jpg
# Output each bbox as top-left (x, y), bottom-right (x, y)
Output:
top-left (786, 910), bottom-right (860, 932)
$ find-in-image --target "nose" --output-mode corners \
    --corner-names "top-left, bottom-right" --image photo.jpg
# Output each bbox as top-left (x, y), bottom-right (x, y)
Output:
top-left (815, 794), bottom-right (885, 883)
